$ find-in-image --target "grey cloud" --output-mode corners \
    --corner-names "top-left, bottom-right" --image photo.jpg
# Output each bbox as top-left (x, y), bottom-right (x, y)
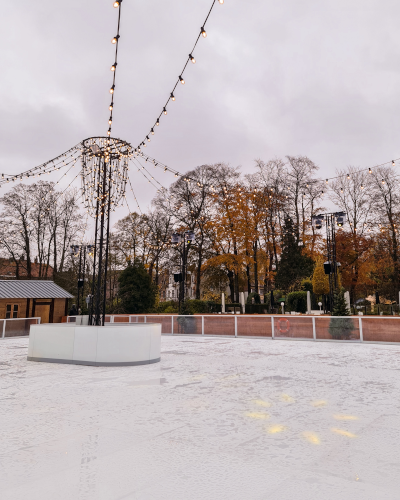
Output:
top-left (1, 0), bottom-right (399, 217)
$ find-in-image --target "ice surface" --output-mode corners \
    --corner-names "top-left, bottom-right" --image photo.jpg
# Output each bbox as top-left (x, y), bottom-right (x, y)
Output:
top-left (1, 336), bottom-right (400, 500)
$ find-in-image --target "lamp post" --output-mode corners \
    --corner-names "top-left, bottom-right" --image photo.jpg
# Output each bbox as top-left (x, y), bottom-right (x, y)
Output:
top-left (312, 212), bottom-right (346, 312)
top-left (172, 230), bottom-right (196, 313)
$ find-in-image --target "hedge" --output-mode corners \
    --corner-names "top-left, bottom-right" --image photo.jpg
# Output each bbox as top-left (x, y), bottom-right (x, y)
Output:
top-left (286, 291), bottom-right (308, 314)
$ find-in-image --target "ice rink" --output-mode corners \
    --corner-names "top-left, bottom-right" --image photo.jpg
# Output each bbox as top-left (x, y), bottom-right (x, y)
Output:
top-left (1, 335), bottom-right (400, 500)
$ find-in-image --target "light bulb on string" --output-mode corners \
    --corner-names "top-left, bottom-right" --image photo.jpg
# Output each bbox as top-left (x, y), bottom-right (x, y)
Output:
top-left (189, 54), bottom-right (196, 64)
top-left (163, 107), bottom-right (167, 115)
top-left (111, 63), bottom-right (117, 71)
top-left (201, 27), bottom-right (207, 38)
top-left (392, 160), bottom-right (395, 166)
top-left (369, 168), bottom-right (372, 174)
top-left (179, 76), bottom-right (185, 85)
top-left (156, 119), bottom-right (160, 126)
top-left (113, 1), bottom-right (120, 7)
top-left (170, 93), bottom-right (175, 101)
top-left (110, 85), bottom-right (115, 94)
top-left (111, 35), bottom-right (120, 44)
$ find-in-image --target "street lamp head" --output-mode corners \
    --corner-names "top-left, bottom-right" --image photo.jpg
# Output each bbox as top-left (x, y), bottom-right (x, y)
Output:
top-left (335, 212), bottom-right (346, 227)
top-left (312, 214), bottom-right (324, 229)
top-left (171, 233), bottom-right (182, 244)
top-left (185, 231), bottom-right (196, 244)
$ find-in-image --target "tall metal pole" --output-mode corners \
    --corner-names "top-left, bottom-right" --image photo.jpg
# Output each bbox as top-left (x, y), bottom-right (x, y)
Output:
top-left (182, 236), bottom-right (186, 304)
top-left (326, 213), bottom-right (338, 313)
top-left (102, 161), bottom-right (113, 326)
top-left (77, 246), bottom-right (82, 312)
top-left (94, 157), bottom-right (108, 325)
top-left (89, 158), bottom-right (101, 325)
top-left (82, 246), bottom-right (86, 312)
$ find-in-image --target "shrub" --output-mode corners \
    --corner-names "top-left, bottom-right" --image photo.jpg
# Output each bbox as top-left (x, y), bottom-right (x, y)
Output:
top-left (301, 279), bottom-right (313, 292)
top-left (286, 291), bottom-right (308, 314)
top-left (245, 304), bottom-right (269, 314)
top-left (185, 299), bottom-right (209, 314)
top-left (156, 300), bottom-right (179, 313)
top-left (246, 292), bottom-right (261, 304)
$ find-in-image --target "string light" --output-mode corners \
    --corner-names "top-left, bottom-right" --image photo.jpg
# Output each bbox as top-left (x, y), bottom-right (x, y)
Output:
top-left (134, 0), bottom-right (219, 151)
top-left (106, 0), bottom-right (122, 138)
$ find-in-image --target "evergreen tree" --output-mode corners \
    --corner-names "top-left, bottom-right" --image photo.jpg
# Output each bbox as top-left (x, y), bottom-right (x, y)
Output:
top-left (275, 216), bottom-right (314, 291)
top-left (328, 287), bottom-right (354, 340)
top-left (312, 258), bottom-right (330, 296)
top-left (118, 259), bottom-right (158, 313)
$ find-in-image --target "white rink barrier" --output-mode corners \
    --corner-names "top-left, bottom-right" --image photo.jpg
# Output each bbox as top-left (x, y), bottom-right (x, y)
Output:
top-left (27, 323), bottom-right (161, 366)
top-left (64, 314), bottom-right (400, 344)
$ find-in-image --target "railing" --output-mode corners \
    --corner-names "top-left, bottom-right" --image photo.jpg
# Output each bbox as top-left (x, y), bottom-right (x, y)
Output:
top-left (64, 314), bottom-right (400, 343)
top-left (0, 317), bottom-right (41, 338)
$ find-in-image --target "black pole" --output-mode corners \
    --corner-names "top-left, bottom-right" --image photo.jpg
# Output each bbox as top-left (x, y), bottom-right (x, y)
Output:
top-left (77, 246), bottom-right (83, 312)
top-left (183, 235), bottom-right (186, 304)
top-left (89, 157), bottom-right (101, 326)
top-left (94, 157), bottom-right (108, 326)
top-left (82, 246), bottom-right (86, 313)
top-left (102, 161), bottom-right (113, 326)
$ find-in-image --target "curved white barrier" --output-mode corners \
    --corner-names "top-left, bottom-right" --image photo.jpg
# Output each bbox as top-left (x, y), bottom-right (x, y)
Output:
top-left (27, 323), bottom-right (161, 367)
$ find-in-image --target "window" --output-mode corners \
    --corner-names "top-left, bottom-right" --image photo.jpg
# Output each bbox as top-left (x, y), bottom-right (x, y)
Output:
top-left (6, 304), bottom-right (18, 319)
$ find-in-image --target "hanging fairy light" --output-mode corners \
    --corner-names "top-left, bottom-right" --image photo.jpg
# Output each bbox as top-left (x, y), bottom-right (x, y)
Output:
top-left (134, 0), bottom-right (221, 152)
top-left (106, 0), bottom-right (122, 137)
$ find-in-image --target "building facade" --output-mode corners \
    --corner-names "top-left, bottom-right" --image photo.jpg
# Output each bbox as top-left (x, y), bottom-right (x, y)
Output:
top-left (0, 281), bottom-right (73, 324)
top-left (165, 272), bottom-right (196, 301)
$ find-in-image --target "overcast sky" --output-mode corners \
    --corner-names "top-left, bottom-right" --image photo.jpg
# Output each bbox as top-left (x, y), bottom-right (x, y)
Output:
top-left (1, 0), bottom-right (399, 221)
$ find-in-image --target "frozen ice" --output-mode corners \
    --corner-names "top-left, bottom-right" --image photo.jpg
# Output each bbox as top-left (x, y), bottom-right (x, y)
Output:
top-left (1, 336), bottom-right (400, 499)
